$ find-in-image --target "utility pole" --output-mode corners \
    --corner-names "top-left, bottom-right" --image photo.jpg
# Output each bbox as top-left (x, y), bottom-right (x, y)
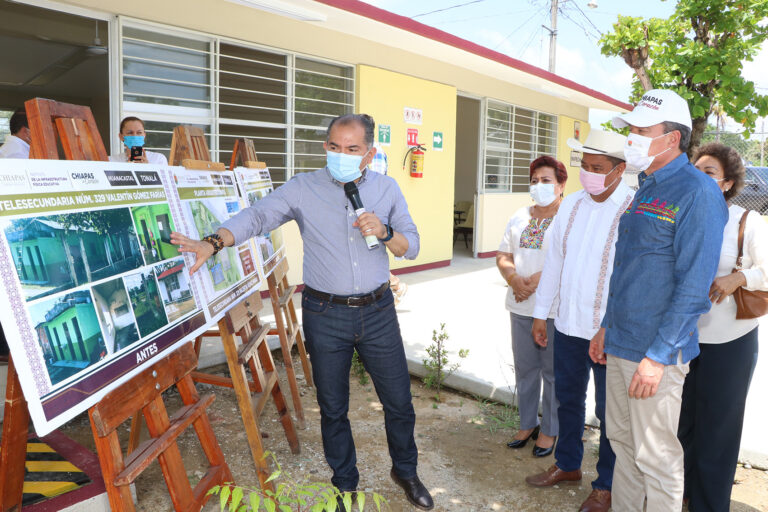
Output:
top-left (548, 0), bottom-right (558, 73)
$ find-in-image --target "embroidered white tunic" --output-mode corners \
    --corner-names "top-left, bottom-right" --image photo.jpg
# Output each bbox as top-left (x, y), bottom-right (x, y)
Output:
top-left (533, 180), bottom-right (634, 340)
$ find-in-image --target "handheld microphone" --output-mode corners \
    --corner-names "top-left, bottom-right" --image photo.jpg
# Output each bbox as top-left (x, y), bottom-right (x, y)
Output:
top-left (344, 181), bottom-right (379, 250)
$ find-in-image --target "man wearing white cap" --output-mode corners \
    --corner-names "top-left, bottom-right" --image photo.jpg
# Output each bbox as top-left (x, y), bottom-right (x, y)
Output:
top-left (589, 89), bottom-right (728, 511)
top-left (524, 129), bottom-right (632, 512)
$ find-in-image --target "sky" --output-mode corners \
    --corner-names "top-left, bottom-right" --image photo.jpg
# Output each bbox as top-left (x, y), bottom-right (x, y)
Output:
top-left (362, 0), bottom-right (768, 134)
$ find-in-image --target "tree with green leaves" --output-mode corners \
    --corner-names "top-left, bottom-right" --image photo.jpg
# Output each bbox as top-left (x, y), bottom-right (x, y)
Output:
top-left (600, 0), bottom-right (768, 152)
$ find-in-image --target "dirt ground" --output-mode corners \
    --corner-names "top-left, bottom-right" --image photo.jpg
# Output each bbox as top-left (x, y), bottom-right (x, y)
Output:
top-left (60, 357), bottom-right (768, 511)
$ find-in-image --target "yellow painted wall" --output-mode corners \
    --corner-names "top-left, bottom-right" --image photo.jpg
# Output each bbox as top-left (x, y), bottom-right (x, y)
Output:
top-left (356, 65), bottom-right (457, 268)
top-left (559, 116), bottom-right (591, 197)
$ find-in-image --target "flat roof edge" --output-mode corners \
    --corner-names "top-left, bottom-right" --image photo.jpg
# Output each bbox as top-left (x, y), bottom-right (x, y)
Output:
top-left (314, 0), bottom-right (633, 111)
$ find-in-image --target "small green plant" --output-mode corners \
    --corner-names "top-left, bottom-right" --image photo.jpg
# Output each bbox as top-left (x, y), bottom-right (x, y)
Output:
top-left (351, 350), bottom-right (369, 386)
top-left (422, 323), bottom-right (468, 403)
top-left (208, 452), bottom-right (388, 511)
top-left (469, 398), bottom-right (520, 434)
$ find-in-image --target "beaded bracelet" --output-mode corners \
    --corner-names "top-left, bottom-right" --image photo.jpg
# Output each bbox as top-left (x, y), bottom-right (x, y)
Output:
top-left (202, 233), bottom-right (224, 255)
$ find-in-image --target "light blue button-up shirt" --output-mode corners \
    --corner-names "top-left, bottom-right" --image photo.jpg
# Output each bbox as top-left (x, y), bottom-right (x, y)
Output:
top-left (221, 168), bottom-right (420, 295)
top-left (602, 153), bottom-right (728, 365)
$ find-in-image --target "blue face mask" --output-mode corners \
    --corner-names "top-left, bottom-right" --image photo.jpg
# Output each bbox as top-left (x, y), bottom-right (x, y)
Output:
top-left (123, 135), bottom-right (145, 148)
top-left (326, 150), bottom-right (369, 183)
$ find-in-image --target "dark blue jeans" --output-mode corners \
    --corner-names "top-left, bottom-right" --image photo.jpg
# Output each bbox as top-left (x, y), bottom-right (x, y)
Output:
top-left (302, 288), bottom-right (417, 491)
top-left (554, 329), bottom-right (615, 491)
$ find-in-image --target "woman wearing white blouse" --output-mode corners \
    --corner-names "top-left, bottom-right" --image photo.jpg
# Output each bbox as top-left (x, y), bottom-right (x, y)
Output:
top-left (497, 156), bottom-right (567, 456)
top-left (678, 142), bottom-right (768, 511)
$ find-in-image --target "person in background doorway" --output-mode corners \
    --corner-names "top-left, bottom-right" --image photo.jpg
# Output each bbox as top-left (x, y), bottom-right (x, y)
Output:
top-left (109, 116), bottom-right (168, 165)
top-left (497, 156), bottom-right (567, 458)
top-left (0, 109), bottom-right (30, 159)
top-left (591, 89), bottom-right (728, 511)
top-left (525, 130), bottom-right (631, 512)
top-left (678, 142), bottom-right (768, 511)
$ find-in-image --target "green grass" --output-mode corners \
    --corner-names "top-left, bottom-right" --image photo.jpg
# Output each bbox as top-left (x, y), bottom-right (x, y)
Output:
top-left (469, 397), bottom-right (520, 434)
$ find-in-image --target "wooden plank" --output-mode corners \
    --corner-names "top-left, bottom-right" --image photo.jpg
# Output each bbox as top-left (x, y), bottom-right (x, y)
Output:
top-left (278, 285), bottom-right (297, 307)
top-left (244, 160), bottom-right (267, 169)
top-left (251, 372), bottom-right (278, 418)
top-left (25, 98), bottom-right (58, 160)
top-left (237, 324), bottom-right (270, 365)
top-left (25, 98), bottom-right (108, 161)
top-left (0, 358), bottom-right (30, 512)
top-left (142, 396), bottom-right (194, 511)
top-left (180, 159), bottom-right (225, 171)
top-left (90, 343), bottom-right (198, 436)
top-left (115, 394), bottom-right (215, 485)
top-left (89, 411), bottom-right (136, 512)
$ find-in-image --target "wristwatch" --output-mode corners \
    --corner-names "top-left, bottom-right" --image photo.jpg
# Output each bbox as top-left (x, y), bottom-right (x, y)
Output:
top-left (380, 224), bottom-right (394, 242)
top-left (202, 233), bottom-right (224, 255)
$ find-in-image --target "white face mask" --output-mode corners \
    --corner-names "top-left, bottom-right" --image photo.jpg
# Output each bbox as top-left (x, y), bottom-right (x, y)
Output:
top-left (624, 132), bottom-right (672, 172)
top-left (529, 183), bottom-right (557, 206)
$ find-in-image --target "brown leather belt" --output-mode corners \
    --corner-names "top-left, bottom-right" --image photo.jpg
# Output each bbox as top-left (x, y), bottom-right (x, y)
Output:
top-left (303, 282), bottom-right (390, 307)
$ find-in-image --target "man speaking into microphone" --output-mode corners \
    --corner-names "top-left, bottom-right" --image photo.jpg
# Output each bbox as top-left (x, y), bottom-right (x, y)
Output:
top-left (170, 114), bottom-right (432, 510)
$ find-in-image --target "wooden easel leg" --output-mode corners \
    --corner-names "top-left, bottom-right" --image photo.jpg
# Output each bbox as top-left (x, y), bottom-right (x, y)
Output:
top-left (126, 412), bottom-right (142, 456)
top-left (89, 410), bottom-right (136, 512)
top-left (142, 397), bottom-right (194, 511)
top-left (270, 289), bottom-right (306, 429)
top-left (258, 343), bottom-right (300, 455)
top-left (0, 358), bottom-right (28, 512)
top-left (218, 320), bottom-right (274, 492)
top-left (288, 301), bottom-right (313, 388)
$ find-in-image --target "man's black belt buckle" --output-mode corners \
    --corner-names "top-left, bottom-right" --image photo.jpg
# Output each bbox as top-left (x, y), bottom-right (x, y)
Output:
top-left (305, 282), bottom-right (389, 307)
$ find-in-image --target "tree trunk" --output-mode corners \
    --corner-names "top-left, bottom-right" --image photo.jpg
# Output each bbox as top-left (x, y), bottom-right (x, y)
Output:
top-left (635, 65), bottom-right (653, 91)
top-left (59, 231), bottom-right (79, 287)
top-left (689, 116), bottom-right (708, 157)
top-left (79, 233), bottom-right (92, 283)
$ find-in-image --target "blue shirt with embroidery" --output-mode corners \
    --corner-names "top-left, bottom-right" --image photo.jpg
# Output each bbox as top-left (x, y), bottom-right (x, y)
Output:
top-left (602, 153), bottom-right (728, 365)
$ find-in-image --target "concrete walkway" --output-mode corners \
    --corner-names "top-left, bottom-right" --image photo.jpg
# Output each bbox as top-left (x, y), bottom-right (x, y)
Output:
top-left (196, 245), bottom-right (768, 468)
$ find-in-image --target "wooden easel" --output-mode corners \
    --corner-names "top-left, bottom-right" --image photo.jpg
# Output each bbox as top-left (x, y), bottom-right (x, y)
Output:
top-left (228, 137), bottom-right (314, 429)
top-left (25, 97), bottom-right (108, 161)
top-left (168, 128), bottom-right (301, 486)
top-left (229, 137), bottom-right (266, 170)
top-left (89, 343), bottom-right (231, 511)
top-left (169, 126), bottom-right (225, 171)
top-left (1, 97), bottom-right (111, 512)
top-left (266, 258), bottom-right (313, 429)
top-left (202, 292), bottom-right (299, 491)
top-left (1, 100), bottom-right (231, 512)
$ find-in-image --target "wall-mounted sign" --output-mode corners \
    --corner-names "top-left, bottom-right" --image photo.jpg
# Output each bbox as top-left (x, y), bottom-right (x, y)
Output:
top-left (574, 121), bottom-right (581, 139)
top-left (403, 107), bottom-right (423, 125)
top-left (433, 131), bottom-right (443, 151)
top-left (570, 150), bottom-right (582, 167)
top-left (407, 128), bottom-right (419, 147)
top-left (378, 124), bottom-right (391, 146)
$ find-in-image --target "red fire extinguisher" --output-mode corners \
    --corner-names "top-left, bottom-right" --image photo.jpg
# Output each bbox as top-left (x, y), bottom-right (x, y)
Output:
top-left (402, 144), bottom-right (427, 178)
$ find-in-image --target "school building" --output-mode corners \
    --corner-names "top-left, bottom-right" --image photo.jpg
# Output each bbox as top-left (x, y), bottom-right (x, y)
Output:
top-left (0, 0), bottom-right (629, 282)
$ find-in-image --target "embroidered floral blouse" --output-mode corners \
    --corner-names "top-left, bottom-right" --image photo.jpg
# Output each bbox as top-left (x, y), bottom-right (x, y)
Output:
top-left (498, 206), bottom-right (556, 317)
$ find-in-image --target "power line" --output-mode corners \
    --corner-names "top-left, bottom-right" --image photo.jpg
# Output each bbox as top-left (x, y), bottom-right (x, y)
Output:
top-left (569, 0), bottom-right (602, 35)
top-left (411, 0), bottom-right (488, 19)
top-left (433, 9), bottom-right (533, 25)
top-left (492, 4), bottom-right (548, 51)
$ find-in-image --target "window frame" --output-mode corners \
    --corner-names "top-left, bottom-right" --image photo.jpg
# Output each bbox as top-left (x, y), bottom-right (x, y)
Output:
top-left (117, 17), bottom-right (354, 184)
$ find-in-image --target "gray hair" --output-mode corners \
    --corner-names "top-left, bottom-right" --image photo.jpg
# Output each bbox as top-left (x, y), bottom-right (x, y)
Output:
top-left (326, 114), bottom-right (375, 148)
top-left (662, 121), bottom-right (691, 152)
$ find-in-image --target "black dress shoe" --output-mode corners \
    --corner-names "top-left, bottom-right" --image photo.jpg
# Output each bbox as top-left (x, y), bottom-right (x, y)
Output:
top-left (390, 469), bottom-right (434, 510)
top-left (532, 436), bottom-right (557, 457)
top-left (507, 425), bottom-right (540, 448)
top-left (336, 491), bottom-right (356, 511)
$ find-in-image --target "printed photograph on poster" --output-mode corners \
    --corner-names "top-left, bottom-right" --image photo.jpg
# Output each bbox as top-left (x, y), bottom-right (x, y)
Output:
top-left (5, 209), bottom-right (143, 302)
top-left (154, 257), bottom-right (197, 323)
top-left (28, 290), bottom-right (107, 386)
top-left (130, 203), bottom-right (180, 265)
top-left (233, 166), bottom-right (286, 277)
top-left (171, 168), bottom-right (262, 319)
top-left (0, 160), bottom-right (207, 435)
